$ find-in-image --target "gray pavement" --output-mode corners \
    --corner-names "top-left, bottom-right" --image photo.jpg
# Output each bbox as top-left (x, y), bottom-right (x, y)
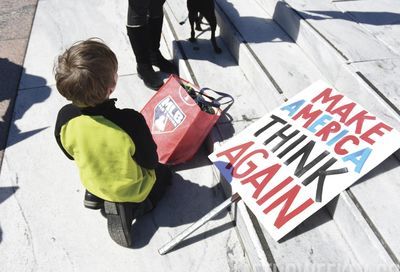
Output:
top-left (0, 0), bottom-right (37, 172)
top-left (1, 0), bottom-right (400, 271)
top-left (0, 1), bottom-right (248, 271)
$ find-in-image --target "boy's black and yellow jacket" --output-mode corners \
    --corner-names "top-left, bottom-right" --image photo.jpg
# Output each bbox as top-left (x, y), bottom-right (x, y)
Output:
top-left (54, 99), bottom-right (158, 203)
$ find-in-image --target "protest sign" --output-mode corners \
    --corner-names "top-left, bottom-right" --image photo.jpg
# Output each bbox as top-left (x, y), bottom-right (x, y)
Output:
top-left (209, 81), bottom-right (400, 241)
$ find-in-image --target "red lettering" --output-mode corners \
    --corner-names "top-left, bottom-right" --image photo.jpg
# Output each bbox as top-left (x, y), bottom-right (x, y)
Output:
top-left (262, 184), bottom-right (314, 229)
top-left (241, 163), bottom-right (281, 199)
top-left (292, 104), bottom-right (322, 128)
top-left (257, 176), bottom-right (293, 205)
top-left (311, 88), bottom-right (343, 112)
top-left (216, 141), bottom-right (254, 169)
top-left (232, 149), bottom-right (269, 178)
top-left (315, 121), bottom-right (342, 141)
top-left (334, 135), bottom-right (359, 155)
top-left (360, 122), bottom-right (393, 145)
top-left (329, 102), bottom-right (356, 123)
top-left (344, 110), bottom-right (376, 134)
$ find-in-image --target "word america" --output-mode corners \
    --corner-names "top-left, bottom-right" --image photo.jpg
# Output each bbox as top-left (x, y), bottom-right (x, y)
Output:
top-left (280, 87), bottom-right (393, 173)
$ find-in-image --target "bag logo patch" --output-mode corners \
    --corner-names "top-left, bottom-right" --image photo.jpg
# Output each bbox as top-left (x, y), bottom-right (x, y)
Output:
top-left (152, 96), bottom-right (186, 133)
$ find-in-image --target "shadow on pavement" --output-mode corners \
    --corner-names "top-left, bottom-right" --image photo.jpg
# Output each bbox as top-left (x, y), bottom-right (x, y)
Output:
top-left (0, 186), bottom-right (19, 244)
top-left (131, 150), bottom-right (234, 250)
top-left (132, 173), bottom-right (234, 250)
top-left (172, 0), bottom-right (293, 68)
top-left (173, 39), bottom-right (236, 68)
top-left (272, 2), bottom-right (400, 42)
top-left (301, 10), bottom-right (400, 26)
top-left (0, 58), bottom-right (51, 154)
top-left (168, 221), bottom-right (235, 253)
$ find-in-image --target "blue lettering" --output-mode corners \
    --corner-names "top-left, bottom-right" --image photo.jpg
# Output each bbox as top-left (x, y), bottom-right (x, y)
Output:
top-left (281, 99), bottom-right (306, 117)
top-left (327, 129), bottom-right (349, 146)
top-left (342, 147), bottom-right (372, 173)
top-left (308, 114), bottom-right (333, 133)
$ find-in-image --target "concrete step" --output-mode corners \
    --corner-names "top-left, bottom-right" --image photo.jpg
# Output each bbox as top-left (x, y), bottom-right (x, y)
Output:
top-left (246, 0), bottom-right (400, 269)
top-left (163, 0), bottom-right (400, 270)
top-left (256, 0), bottom-right (400, 117)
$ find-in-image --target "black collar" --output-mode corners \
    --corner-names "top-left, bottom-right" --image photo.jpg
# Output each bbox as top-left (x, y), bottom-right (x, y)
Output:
top-left (80, 99), bottom-right (117, 116)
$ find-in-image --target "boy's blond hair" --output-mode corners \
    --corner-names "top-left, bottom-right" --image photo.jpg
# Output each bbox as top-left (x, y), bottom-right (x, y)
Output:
top-left (54, 39), bottom-right (118, 107)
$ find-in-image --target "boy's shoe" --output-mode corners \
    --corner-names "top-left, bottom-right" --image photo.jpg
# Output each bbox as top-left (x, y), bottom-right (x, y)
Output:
top-left (132, 199), bottom-right (154, 218)
top-left (104, 201), bottom-right (133, 248)
top-left (84, 190), bottom-right (104, 210)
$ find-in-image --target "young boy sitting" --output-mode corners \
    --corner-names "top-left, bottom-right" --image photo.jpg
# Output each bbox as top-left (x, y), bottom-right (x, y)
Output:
top-left (54, 38), bottom-right (171, 248)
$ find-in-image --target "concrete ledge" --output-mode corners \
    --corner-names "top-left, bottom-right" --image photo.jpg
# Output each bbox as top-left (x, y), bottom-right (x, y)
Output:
top-left (327, 190), bottom-right (399, 267)
top-left (216, 3), bottom-right (286, 106)
top-left (214, 0), bottom-right (400, 268)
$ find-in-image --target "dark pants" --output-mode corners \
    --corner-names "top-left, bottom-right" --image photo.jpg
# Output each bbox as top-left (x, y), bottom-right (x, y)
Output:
top-left (120, 163), bottom-right (171, 220)
top-left (147, 163), bottom-right (172, 207)
top-left (127, 0), bottom-right (166, 26)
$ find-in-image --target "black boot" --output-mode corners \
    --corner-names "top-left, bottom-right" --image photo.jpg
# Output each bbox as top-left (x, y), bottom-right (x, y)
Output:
top-left (137, 63), bottom-right (163, 90)
top-left (103, 200), bottom-right (153, 247)
top-left (148, 17), bottom-right (178, 75)
top-left (127, 25), bottom-right (163, 90)
top-left (104, 201), bottom-right (135, 248)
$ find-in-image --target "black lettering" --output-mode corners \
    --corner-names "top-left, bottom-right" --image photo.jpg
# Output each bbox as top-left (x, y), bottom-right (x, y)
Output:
top-left (263, 124), bottom-right (300, 153)
top-left (277, 135), bottom-right (307, 159)
top-left (315, 168), bottom-right (348, 202)
top-left (254, 115), bottom-right (287, 137)
top-left (302, 158), bottom-right (348, 202)
top-left (284, 141), bottom-right (330, 177)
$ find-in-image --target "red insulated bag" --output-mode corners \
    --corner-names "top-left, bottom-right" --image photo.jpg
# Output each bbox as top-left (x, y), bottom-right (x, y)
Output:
top-left (141, 75), bottom-right (232, 165)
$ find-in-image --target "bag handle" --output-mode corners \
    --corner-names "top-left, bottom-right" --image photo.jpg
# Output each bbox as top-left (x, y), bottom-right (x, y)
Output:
top-left (174, 75), bottom-right (235, 115)
top-left (198, 87), bottom-right (234, 111)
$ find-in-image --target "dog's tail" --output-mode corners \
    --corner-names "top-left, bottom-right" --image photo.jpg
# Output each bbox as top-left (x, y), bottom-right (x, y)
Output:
top-left (179, 15), bottom-right (188, 25)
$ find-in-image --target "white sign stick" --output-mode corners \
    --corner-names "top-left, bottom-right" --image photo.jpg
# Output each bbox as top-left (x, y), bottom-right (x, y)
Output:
top-left (158, 193), bottom-right (241, 255)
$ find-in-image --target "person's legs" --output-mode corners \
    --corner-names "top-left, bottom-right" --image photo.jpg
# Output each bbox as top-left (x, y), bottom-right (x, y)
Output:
top-left (127, 0), bottom-right (149, 27)
top-left (148, 0), bottom-right (178, 74)
top-left (127, 0), bottom-right (163, 90)
top-left (103, 164), bottom-right (172, 247)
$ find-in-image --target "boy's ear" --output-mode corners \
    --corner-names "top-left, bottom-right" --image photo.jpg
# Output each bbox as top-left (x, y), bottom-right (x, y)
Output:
top-left (108, 74), bottom-right (118, 96)
top-left (108, 87), bottom-right (115, 96)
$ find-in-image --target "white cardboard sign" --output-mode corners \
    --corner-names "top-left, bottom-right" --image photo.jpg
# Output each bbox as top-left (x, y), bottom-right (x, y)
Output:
top-left (209, 81), bottom-right (400, 241)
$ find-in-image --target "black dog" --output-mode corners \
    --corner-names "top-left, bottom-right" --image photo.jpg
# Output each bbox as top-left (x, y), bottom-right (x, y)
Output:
top-left (187, 0), bottom-right (222, 54)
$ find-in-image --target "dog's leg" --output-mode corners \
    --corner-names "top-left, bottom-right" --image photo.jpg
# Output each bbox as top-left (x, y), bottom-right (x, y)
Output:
top-left (195, 13), bottom-right (203, 31)
top-left (205, 15), bottom-right (222, 53)
top-left (188, 12), bottom-right (197, 42)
